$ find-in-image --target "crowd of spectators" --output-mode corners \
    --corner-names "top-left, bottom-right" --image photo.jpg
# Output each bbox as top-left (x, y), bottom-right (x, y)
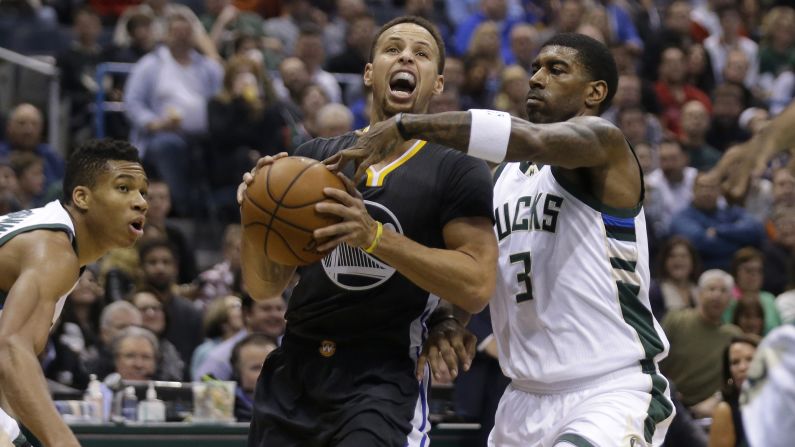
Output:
top-left (1, 0), bottom-right (794, 443)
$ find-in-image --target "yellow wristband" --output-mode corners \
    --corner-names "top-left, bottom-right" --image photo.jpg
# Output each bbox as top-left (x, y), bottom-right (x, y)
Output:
top-left (364, 221), bottom-right (383, 253)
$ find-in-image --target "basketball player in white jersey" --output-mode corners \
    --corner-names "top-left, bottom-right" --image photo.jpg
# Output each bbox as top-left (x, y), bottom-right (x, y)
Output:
top-left (0, 139), bottom-right (147, 447)
top-left (332, 33), bottom-right (675, 446)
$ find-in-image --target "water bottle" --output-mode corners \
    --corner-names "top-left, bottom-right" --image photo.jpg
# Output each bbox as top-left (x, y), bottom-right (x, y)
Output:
top-left (121, 386), bottom-right (138, 422)
top-left (83, 374), bottom-right (104, 423)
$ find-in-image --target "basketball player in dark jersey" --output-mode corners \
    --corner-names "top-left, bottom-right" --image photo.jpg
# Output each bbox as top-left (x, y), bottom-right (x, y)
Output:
top-left (238, 16), bottom-right (498, 447)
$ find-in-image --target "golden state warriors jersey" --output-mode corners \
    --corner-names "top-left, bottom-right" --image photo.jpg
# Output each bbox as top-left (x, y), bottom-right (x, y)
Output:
top-left (490, 163), bottom-right (669, 392)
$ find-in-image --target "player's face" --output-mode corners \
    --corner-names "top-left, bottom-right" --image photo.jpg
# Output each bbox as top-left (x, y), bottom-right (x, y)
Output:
top-left (526, 46), bottom-right (595, 123)
top-left (728, 342), bottom-right (755, 388)
top-left (364, 23), bottom-right (444, 119)
top-left (87, 161), bottom-right (148, 247)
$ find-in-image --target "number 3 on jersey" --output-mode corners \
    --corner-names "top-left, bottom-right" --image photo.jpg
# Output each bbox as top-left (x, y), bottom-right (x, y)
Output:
top-left (509, 251), bottom-right (533, 303)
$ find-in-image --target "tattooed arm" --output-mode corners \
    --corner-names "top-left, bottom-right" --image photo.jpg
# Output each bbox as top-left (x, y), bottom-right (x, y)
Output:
top-left (400, 112), bottom-right (627, 169)
top-left (335, 111), bottom-right (628, 181)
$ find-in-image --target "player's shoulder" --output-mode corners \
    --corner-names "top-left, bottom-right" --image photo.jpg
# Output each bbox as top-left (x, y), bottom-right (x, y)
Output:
top-left (295, 132), bottom-right (358, 161)
top-left (4, 229), bottom-right (79, 280)
top-left (421, 141), bottom-right (491, 174)
top-left (570, 116), bottom-right (626, 147)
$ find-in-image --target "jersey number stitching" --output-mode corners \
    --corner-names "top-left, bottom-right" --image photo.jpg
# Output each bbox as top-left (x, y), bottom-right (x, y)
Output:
top-left (509, 251), bottom-right (533, 303)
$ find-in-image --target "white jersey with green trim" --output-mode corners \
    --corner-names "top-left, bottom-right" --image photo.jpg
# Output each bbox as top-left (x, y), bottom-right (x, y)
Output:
top-left (490, 163), bottom-right (669, 393)
top-left (0, 200), bottom-right (78, 442)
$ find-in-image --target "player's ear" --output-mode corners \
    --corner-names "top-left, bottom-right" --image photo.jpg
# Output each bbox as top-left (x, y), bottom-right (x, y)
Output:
top-left (585, 80), bottom-right (608, 110)
top-left (363, 63), bottom-right (374, 88)
top-left (72, 186), bottom-right (91, 211)
top-left (432, 74), bottom-right (444, 96)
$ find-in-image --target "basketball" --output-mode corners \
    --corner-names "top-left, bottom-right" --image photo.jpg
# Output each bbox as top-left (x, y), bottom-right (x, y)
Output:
top-left (241, 156), bottom-right (346, 266)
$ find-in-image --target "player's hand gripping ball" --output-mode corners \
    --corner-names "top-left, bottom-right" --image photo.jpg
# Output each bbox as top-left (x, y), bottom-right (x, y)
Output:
top-left (241, 156), bottom-right (345, 265)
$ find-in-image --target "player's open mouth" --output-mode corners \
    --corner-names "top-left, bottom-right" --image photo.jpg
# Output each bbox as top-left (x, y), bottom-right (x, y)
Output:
top-left (129, 218), bottom-right (145, 236)
top-left (389, 71), bottom-right (416, 100)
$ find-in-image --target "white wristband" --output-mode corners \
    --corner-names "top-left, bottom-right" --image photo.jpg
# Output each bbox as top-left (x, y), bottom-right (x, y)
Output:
top-left (467, 109), bottom-right (511, 163)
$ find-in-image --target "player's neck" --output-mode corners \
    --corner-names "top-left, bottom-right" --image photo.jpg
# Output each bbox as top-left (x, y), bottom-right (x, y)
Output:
top-left (367, 112), bottom-right (420, 167)
top-left (63, 204), bottom-right (110, 266)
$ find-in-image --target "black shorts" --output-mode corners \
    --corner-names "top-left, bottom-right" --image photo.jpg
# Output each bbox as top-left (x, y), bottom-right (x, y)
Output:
top-left (247, 335), bottom-right (426, 447)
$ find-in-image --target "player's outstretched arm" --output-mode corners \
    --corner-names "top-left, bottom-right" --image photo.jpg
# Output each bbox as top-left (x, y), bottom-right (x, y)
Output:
top-left (711, 100), bottom-right (795, 201)
top-left (0, 233), bottom-right (82, 447)
top-left (336, 111), bottom-right (626, 181)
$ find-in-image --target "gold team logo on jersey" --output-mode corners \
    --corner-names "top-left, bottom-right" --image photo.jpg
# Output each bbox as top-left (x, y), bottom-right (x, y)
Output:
top-left (319, 340), bottom-right (336, 357)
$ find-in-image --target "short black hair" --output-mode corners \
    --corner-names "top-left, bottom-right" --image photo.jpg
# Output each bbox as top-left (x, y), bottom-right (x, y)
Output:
top-left (369, 16), bottom-right (445, 74)
top-left (62, 138), bottom-right (140, 205)
top-left (541, 33), bottom-right (618, 114)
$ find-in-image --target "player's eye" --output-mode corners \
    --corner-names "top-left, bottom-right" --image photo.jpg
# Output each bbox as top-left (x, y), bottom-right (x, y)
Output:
top-left (140, 190), bottom-right (148, 198)
top-left (416, 50), bottom-right (428, 58)
top-left (118, 185), bottom-right (129, 193)
top-left (386, 47), bottom-right (399, 54)
top-left (551, 67), bottom-right (564, 75)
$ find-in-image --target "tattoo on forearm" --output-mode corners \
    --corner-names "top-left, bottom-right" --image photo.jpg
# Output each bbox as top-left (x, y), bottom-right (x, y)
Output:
top-left (404, 112), bottom-right (472, 153)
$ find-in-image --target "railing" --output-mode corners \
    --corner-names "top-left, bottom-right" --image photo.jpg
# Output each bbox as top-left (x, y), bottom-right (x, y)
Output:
top-left (0, 47), bottom-right (60, 153)
top-left (94, 62), bottom-right (133, 138)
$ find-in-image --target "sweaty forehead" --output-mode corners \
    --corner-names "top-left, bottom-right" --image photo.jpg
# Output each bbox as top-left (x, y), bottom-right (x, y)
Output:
top-left (377, 23), bottom-right (437, 53)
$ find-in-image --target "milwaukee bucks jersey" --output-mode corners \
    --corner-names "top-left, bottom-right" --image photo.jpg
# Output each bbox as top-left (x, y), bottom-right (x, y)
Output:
top-left (490, 163), bottom-right (669, 392)
top-left (0, 200), bottom-right (78, 320)
top-left (0, 200), bottom-right (79, 443)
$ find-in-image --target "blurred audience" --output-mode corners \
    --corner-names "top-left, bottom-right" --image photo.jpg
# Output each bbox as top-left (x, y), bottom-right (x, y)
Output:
top-left (138, 238), bottom-right (204, 373)
top-left (130, 289), bottom-right (187, 380)
top-left (111, 326), bottom-right (160, 381)
top-left (650, 237), bottom-right (702, 321)
top-left (707, 335), bottom-right (758, 447)
top-left (196, 224), bottom-right (243, 306)
top-left (231, 333), bottom-right (277, 421)
top-left (193, 294), bottom-right (286, 381)
top-left (123, 13), bottom-right (223, 215)
top-left (0, 104), bottom-right (64, 193)
top-left (661, 269), bottom-right (742, 418)
top-left (85, 301), bottom-right (143, 379)
top-left (191, 295), bottom-right (244, 379)
top-left (670, 173), bottom-right (764, 271)
top-left (722, 247), bottom-right (781, 336)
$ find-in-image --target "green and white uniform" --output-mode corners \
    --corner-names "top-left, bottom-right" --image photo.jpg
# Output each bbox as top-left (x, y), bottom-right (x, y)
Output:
top-left (0, 201), bottom-right (78, 445)
top-left (488, 163), bottom-right (674, 447)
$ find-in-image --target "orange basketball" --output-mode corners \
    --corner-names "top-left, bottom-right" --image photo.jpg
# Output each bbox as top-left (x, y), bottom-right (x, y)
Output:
top-left (241, 156), bottom-right (346, 265)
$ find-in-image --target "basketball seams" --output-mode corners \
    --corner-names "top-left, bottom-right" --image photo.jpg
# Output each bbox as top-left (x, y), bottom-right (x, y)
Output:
top-left (243, 221), bottom-right (313, 265)
top-left (243, 191), bottom-right (330, 233)
top-left (244, 156), bottom-right (342, 265)
top-left (262, 159), bottom-right (317, 262)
